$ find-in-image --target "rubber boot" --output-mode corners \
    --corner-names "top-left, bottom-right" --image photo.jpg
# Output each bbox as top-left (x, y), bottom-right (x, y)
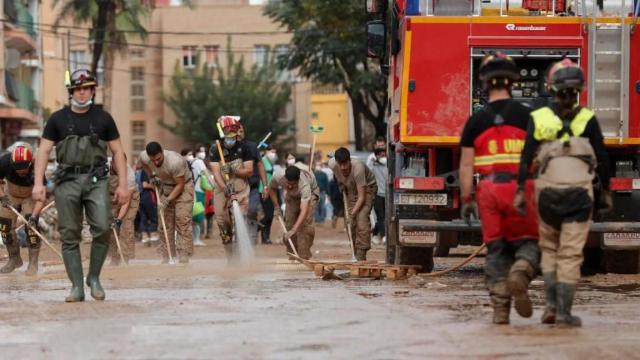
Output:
top-left (506, 259), bottom-right (535, 318)
top-left (490, 294), bottom-right (511, 325)
top-left (355, 248), bottom-right (367, 261)
top-left (0, 235), bottom-right (23, 274)
top-left (86, 241), bottom-right (109, 301)
top-left (178, 251), bottom-right (190, 264)
top-left (62, 248), bottom-right (85, 302)
top-left (556, 282), bottom-right (582, 327)
top-left (224, 243), bottom-right (234, 263)
top-left (25, 247), bottom-right (40, 276)
top-left (541, 272), bottom-right (557, 324)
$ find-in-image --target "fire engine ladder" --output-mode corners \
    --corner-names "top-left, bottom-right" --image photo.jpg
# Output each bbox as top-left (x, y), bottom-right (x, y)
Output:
top-left (586, 0), bottom-right (631, 142)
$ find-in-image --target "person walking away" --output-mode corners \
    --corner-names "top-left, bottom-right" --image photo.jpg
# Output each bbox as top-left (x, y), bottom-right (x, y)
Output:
top-left (0, 143), bottom-right (46, 275)
top-left (313, 165), bottom-right (329, 224)
top-left (515, 59), bottom-right (612, 327)
top-left (369, 146), bottom-right (388, 245)
top-left (139, 142), bottom-right (194, 264)
top-left (32, 69), bottom-right (130, 302)
top-left (328, 148), bottom-right (377, 260)
top-left (108, 156), bottom-right (139, 265)
top-left (268, 166), bottom-right (319, 259)
top-left (459, 53), bottom-right (540, 325)
top-left (209, 116), bottom-right (254, 260)
top-left (259, 146), bottom-right (276, 244)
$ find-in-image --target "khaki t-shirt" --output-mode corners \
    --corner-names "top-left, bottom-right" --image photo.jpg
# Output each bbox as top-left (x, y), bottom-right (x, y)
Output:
top-left (328, 158), bottom-right (377, 193)
top-left (109, 163), bottom-right (137, 194)
top-left (139, 150), bottom-right (192, 185)
top-left (270, 168), bottom-right (319, 203)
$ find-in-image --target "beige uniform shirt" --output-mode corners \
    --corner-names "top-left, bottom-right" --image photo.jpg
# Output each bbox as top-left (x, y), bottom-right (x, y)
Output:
top-left (328, 158), bottom-right (377, 193)
top-left (139, 150), bottom-right (192, 185)
top-left (270, 168), bottom-right (320, 203)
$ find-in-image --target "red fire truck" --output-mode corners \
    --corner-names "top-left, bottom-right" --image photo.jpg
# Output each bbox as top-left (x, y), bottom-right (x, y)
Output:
top-left (366, 0), bottom-right (640, 273)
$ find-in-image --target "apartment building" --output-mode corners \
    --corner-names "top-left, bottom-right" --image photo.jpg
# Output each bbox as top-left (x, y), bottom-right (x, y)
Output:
top-left (0, 0), bottom-right (42, 148)
top-left (42, 0), bottom-right (312, 160)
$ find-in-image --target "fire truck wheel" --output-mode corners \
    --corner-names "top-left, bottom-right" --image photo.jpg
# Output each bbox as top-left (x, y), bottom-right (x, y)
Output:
top-left (394, 246), bottom-right (434, 273)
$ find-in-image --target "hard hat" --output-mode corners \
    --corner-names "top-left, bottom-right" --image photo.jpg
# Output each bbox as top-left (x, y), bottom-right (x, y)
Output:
top-left (548, 59), bottom-right (584, 93)
top-left (67, 69), bottom-right (98, 92)
top-left (218, 115), bottom-right (241, 137)
top-left (10, 142), bottom-right (34, 170)
top-left (479, 52), bottom-right (520, 83)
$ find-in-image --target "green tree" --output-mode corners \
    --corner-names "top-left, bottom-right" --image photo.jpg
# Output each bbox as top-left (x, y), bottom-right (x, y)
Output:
top-left (265, 0), bottom-right (387, 150)
top-left (162, 46), bottom-right (292, 147)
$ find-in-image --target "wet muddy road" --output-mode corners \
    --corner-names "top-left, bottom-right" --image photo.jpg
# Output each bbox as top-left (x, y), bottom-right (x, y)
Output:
top-left (1, 224), bottom-right (639, 359)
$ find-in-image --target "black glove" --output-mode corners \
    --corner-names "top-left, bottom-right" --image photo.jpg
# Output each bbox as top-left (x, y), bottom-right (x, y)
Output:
top-left (151, 177), bottom-right (162, 188)
top-left (513, 188), bottom-right (526, 216)
top-left (0, 195), bottom-right (10, 208)
top-left (111, 218), bottom-right (123, 232)
top-left (461, 200), bottom-right (478, 224)
top-left (598, 189), bottom-right (614, 215)
top-left (224, 183), bottom-right (236, 198)
top-left (27, 214), bottom-right (39, 230)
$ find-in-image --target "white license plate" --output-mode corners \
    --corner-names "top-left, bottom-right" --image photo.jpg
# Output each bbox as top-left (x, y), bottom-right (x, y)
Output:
top-left (400, 229), bottom-right (438, 245)
top-left (398, 193), bottom-right (447, 206)
top-left (603, 233), bottom-right (640, 248)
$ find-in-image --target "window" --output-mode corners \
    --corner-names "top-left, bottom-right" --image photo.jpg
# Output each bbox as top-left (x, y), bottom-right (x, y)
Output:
top-left (253, 45), bottom-right (269, 67)
top-left (130, 49), bottom-right (145, 59)
top-left (204, 45), bottom-right (219, 68)
top-left (131, 121), bottom-right (145, 136)
top-left (275, 44), bottom-right (290, 80)
top-left (132, 138), bottom-right (146, 152)
top-left (130, 66), bottom-right (145, 112)
top-left (70, 50), bottom-right (85, 72)
top-left (182, 46), bottom-right (197, 68)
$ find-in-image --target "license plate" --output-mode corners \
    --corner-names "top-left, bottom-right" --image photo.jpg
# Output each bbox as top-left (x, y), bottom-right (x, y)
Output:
top-left (603, 232), bottom-right (640, 248)
top-left (398, 193), bottom-right (447, 206)
top-left (400, 229), bottom-right (438, 245)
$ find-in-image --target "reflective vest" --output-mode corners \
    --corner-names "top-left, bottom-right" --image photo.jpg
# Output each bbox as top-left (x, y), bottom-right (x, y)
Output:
top-left (531, 106), bottom-right (594, 142)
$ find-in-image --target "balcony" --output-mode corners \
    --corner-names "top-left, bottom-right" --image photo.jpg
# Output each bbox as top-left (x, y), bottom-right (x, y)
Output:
top-left (0, 71), bottom-right (38, 125)
top-left (3, 0), bottom-right (37, 52)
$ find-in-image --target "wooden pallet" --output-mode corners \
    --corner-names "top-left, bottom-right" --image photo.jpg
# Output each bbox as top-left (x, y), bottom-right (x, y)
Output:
top-left (287, 254), bottom-right (420, 280)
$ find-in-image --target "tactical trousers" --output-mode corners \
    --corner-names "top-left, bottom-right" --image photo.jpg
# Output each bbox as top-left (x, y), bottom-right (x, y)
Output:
top-left (284, 198), bottom-right (318, 259)
top-left (346, 185), bottom-right (376, 251)
top-left (55, 175), bottom-right (112, 251)
top-left (535, 179), bottom-right (593, 284)
top-left (0, 182), bottom-right (39, 249)
top-left (109, 191), bottom-right (140, 261)
top-left (214, 186), bottom-right (249, 244)
top-left (157, 183), bottom-right (194, 258)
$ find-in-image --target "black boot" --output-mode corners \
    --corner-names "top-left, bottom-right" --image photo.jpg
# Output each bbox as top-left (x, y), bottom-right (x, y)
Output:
top-left (0, 235), bottom-right (23, 274)
top-left (541, 272), bottom-right (557, 324)
top-left (62, 248), bottom-right (85, 302)
top-left (556, 282), bottom-right (582, 327)
top-left (506, 259), bottom-right (535, 318)
top-left (355, 248), bottom-right (367, 261)
top-left (25, 247), bottom-right (40, 276)
top-left (86, 241), bottom-right (109, 301)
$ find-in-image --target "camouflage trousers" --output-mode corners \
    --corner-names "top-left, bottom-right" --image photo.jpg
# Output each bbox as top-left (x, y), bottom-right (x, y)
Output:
top-left (284, 198), bottom-right (318, 259)
top-left (109, 191), bottom-right (140, 262)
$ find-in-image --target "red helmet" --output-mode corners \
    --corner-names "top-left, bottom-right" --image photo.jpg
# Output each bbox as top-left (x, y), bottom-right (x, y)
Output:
top-left (218, 116), bottom-right (241, 137)
top-left (11, 143), bottom-right (33, 170)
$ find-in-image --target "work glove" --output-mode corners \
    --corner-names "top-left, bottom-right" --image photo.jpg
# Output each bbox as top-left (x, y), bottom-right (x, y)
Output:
top-left (461, 199), bottom-right (478, 224)
top-left (274, 207), bottom-right (283, 219)
top-left (151, 177), bottom-right (162, 189)
top-left (598, 189), bottom-right (614, 215)
top-left (0, 195), bottom-right (10, 208)
top-left (221, 164), bottom-right (234, 176)
top-left (285, 228), bottom-right (297, 240)
top-left (159, 197), bottom-right (172, 211)
top-left (224, 183), bottom-right (236, 198)
top-left (26, 214), bottom-right (40, 231)
top-left (111, 218), bottom-right (123, 233)
top-left (513, 188), bottom-right (527, 216)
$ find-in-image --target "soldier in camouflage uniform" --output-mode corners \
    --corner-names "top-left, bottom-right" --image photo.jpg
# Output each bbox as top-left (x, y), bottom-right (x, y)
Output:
top-left (108, 158), bottom-right (139, 265)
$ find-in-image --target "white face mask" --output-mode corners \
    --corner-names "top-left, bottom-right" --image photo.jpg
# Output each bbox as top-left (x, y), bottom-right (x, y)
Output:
top-left (266, 152), bottom-right (278, 163)
top-left (71, 98), bottom-right (93, 109)
top-left (287, 158), bottom-right (296, 166)
top-left (186, 155), bottom-right (194, 162)
top-left (196, 151), bottom-right (206, 160)
top-left (378, 157), bottom-right (387, 165)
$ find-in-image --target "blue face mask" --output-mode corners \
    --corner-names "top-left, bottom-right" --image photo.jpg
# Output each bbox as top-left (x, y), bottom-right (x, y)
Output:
top-left (224, 137), bottom-right (237, 149)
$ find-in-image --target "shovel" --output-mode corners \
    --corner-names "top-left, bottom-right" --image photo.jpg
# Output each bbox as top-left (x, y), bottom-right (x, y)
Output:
top-left (7, 204), bottom-right (62, 260)
top-left (111, 227), bottom-right (127, 265)
top-left (342, 192), bottom-right (357, 262)
top-left (154, 185), bottom-right (176, 265)
top-left (276, 213), bottom-right (299, 257)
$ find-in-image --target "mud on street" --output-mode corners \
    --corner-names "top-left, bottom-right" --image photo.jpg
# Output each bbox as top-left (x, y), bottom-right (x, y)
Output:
top-left (1, 223), bottom-right (639, 359)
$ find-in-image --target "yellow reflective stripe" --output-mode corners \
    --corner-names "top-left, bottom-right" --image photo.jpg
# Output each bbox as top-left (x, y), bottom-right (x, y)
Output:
top-left (532, 106), bottom-right (594, 142)
top-left (474, 153), bottom-right (521, 166)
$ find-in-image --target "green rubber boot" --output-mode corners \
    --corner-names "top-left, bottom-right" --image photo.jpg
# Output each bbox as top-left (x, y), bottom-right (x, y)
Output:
top-left (86, 241), bottom-right (109, 301)
top-left (541, 272), bottom-right (557, 324)
top-left (62, 248), bottom-right (85, 302)
top-left (0, 235), bottom-right (23, 274)
top-left (556, 282), bottom-right (582, 327)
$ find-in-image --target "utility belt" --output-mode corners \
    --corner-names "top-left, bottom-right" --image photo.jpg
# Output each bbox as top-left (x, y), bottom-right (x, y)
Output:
top-left (54, 163), bottom-right (108, 184)
top-left (479, 172), bottom-right (532, 183)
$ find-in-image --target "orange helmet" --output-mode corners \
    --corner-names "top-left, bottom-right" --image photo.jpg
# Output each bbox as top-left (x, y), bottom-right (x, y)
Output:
top-left (218, 115), bottom-right (241, 137)
top-left (11, 142), bottom-right (34, 170)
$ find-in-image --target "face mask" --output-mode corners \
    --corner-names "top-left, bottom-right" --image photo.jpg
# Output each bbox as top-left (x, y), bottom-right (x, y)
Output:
top-left (287, 158), bottom-right (296, 166)
top-left (196, 151), bottom-right (206, 160)
top-left (224, 137), bottom-right (237, 149)
top-left (266, 152), bottom-right (278, 163)
top-left (70, 98), bottom-right (92, 109)
top-left (186, 155), bottom-right (194, 162)
top-left (378, 157), bottom-right (387, 165)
